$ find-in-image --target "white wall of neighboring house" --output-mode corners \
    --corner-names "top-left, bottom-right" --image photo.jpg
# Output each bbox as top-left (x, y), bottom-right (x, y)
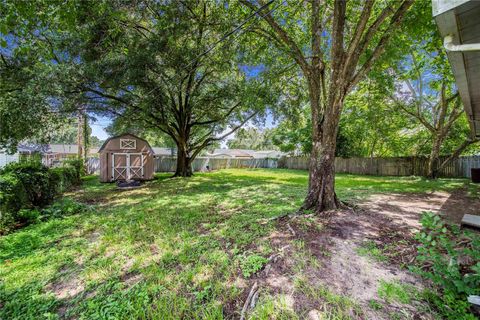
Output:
top-left (0, 151), bottom-right (19, 168)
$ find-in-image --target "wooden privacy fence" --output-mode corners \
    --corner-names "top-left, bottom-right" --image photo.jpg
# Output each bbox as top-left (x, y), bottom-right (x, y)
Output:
top-left (280, 155), bottom-right (480, 178)
top-left (86, 155), bottom-right (480, 178)
top-left (154, 156), bottom-right (277, 172)
top-left (86, 157), bottom-right (100, 175)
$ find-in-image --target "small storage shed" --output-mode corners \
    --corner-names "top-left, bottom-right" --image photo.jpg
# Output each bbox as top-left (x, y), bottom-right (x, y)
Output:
top-left (98, 134), bottom-right (155, 182)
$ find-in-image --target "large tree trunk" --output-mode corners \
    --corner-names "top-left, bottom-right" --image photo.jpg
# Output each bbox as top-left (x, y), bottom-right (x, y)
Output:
top-left (302, 80), bottom-right (342, 213)
top-left (427, 134), bottom-right (442, 179)
top-left (174, 143), bottom-right (193, 177)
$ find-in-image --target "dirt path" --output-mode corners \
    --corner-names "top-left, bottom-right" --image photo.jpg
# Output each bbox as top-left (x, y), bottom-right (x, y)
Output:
top-left (359, 188), bottom-right (480, 226)
top-left (241, 189), bottom-right (480, 319)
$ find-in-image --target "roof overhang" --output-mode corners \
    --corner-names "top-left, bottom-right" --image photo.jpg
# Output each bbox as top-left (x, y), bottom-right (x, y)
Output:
top-left (433, 0), bottom-right (480, 138)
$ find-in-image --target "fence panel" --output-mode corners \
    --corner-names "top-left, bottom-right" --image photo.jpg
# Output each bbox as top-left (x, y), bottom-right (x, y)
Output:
top-left (154, 156), bottom-right (278, 173)
top-left (86, 157), bottom-right (100, 174)
top-left (93, 154), bottom-right (480, 178)
top-left (282, 155), bottom-right (480, 178)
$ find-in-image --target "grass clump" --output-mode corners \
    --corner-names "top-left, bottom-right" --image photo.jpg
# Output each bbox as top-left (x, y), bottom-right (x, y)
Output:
top-left (377, 280), bottom-right (415, 304)
top-left (294, 276), bottom-right (363, 319)
top-left (357, 240), bottom-right (387, 262)
top-left (241, 254), bottom-right (268, 278)
top-left (368, 299), bottom-right (383, 310)
top-left (248, 294), bottom-right (299, 320)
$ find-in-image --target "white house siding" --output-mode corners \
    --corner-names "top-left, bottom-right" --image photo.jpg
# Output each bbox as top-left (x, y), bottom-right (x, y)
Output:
top-left (0, 151), bottom-right (19, 168)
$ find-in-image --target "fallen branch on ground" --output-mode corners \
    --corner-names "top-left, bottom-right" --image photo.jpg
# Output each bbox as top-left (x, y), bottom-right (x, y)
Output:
top-left (286, 223), bottom-right (296, 236)
top-left (240, 281), bottom-right (258, 320)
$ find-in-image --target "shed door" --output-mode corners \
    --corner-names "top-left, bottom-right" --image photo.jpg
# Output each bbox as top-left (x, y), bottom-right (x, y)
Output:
top-left (111, 153), bottom-right (145, 181)
top-left (112, 154), bottom-right (128, 180)
top-left (129, 154), bottom-right (144, 179)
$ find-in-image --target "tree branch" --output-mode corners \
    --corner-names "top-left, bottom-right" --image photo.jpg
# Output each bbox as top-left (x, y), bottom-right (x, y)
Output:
top-left (349, 0), bottom-right (414, 89)
top-left (240, 0), bottom-right (310, 74)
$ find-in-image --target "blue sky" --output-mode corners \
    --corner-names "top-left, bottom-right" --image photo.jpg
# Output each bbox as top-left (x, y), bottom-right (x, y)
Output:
top-left (90, 116), bottom-right (111, 140)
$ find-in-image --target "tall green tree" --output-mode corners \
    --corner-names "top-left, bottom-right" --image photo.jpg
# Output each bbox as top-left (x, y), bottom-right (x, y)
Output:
top-left (0, 0), bottom-right (99, 153)
top-left (390, 40), bottom-right (479, 178)
top-left (2, 1), bottom-right (276, 175)
top-left (240, 0), bottom-right (417, 212)
top-left (227, 127), bottom-right (277, 150)
top-left (76, 1), bottom-right (274, 176)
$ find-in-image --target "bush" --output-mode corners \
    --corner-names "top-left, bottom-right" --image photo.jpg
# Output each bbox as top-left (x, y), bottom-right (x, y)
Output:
top-left (41, 198), bottom-right (85, 220)
top-left (277, 156), bottom-right (287, 169)
top-left (0, 160), bottom-right (83, 234)
top-left (16, 208), bottom-right (41, 224)
top-left (1, 161), bottom-right (56, 207)
top-left (0, 173), bottom-right (29, 233)
top-left (412, 212), bottom-right (480, 319)
top-left (63, 158), bottom-right (85, 179)
top-left (50, 166), bottom-right (81, 194)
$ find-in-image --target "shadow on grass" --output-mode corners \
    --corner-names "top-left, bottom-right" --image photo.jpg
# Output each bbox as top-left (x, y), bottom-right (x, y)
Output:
top-left (0, 169), bottom-right (472, 319)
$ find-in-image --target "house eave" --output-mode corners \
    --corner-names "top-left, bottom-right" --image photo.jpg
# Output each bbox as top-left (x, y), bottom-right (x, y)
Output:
top-left (433, 0), bottom-right (480, 138)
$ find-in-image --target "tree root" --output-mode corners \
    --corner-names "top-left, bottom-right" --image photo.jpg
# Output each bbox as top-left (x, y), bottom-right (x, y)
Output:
top-left (240, 281), bottom-right (258, 320)
top-left (286, 223), bottom-right (296, 236)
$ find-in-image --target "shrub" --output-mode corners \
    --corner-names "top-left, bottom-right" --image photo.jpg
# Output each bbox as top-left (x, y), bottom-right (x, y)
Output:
top-left (412, 212), bottom-right (480, 319)
top-left (16, 208), bottom-right (41, 224)
top-left (63, 158), bottom-right (85, 179)
top-left (277, 156), bottom-right (287, 169)
top-left (50, 166), bottom-right (81, 194)
top-left (41, 198), bottom-right (85, 220)
top-left (0, 173), bottom-right (28, 216)
top-left (0, 160), bottom-right (83, 234)
top-left (1, 161), bottom-right (55, 207)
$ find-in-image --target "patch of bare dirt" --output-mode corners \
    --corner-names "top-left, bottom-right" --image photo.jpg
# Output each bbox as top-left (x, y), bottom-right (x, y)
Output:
top-left (290, 210), bottom-right (431, 319)
top-left (226, 189), bottom-right (479, 318)
top-left (439, 187), bottom-right (480, 223)
top-left (46, 274), bottom-right (84, 300)
top-left (236, 190), bottom-right (474, 319)
top-left (357, 192), bottom-right (449, 229)
top-left (360, 188), bottom-right (480, 226)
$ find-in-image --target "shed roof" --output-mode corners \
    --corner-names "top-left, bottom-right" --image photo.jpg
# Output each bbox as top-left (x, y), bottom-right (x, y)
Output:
top-left (98, 133), bottom-right (155, 153)
top-left (433, 0), bottom-right (480, 138)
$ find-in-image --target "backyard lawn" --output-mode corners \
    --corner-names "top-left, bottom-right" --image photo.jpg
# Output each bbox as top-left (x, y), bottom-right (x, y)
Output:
top-left (0, 169), bottom-right (478, 319)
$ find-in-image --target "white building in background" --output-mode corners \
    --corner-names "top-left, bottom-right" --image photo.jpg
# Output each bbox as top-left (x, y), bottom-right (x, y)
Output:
top-left (0, 150), bottom-right (19, 168)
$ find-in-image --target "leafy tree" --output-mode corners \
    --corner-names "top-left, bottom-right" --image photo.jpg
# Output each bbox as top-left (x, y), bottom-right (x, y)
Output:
top-left (240, 0), bottom-right (416, 212)
top-left (0, 48), bottom-right (66, 152)
top-left (272, 106), bottom-right (363, 158)
top-left (390, 35), bottom-right (479, 178)
top-left (342, 80), bottom-right (413, 158)
top-left (105, 117), bottom-right (176, 149)
top-left (75, 1), bottom-right (275, 176)
top-left (2, 1), bottom-right (276, 175)
top-left (0, 1), bottom-right (99, 155)
top-left (49, 121), bottom-right (103, 147)
top-left (227, 127), bottom-right (277, 150)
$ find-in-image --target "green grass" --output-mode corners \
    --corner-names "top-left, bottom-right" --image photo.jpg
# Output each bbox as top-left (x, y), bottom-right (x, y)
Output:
top-left (377, 280), bottom-right (416, 304)
top-left (294, 276), bottom-right (363, 319)
top-left (356, 240), bottom-right (387, 262)
top-left (0, 169), bottom-right (471, 319)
